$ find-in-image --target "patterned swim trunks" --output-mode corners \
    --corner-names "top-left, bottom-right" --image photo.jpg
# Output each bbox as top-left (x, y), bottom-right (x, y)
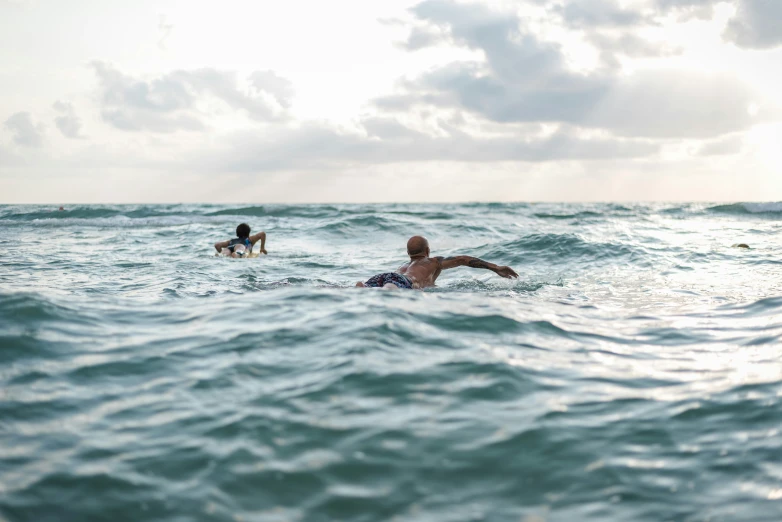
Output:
top-left (363, 273), bottom-right (414, 289)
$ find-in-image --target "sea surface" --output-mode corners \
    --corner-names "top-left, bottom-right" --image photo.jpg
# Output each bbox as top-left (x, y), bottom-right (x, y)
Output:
top-left (1, 202), bottom-right (782, 522)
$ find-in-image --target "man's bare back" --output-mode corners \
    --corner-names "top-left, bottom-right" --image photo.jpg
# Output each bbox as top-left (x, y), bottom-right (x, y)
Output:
top-left (356, 236), bottom-right (518, 289)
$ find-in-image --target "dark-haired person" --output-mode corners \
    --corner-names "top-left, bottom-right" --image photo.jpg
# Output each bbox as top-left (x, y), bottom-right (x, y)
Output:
top-left (356, 235), bottom-right (518, 289)
top-left (214, 223), bottom-right (267, 258)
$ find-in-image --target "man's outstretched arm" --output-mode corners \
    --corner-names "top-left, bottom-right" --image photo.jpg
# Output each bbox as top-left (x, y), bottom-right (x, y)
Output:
top-left (250, 231), bottom-right (267, 254)
top-left (437, 255), bottom-right (518, 278)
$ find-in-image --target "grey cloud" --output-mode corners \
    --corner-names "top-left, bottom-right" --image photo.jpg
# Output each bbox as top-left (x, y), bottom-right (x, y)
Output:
top-left (91, 62), bottom-right (194, 112)
top-left (696, 134), bottom-right (744, 156)
top-left (90, 62), bottom-right (292, 132)
top-left (383, 0), bottom-right (764, 139)
top-left (199, 117), bottom-right (658, 173)
top-left (4, 112), bottom-right (44, 147)
top-left (175, 68), bottom-right (280, 120)
top-left (555, 0), bottom-right (645, 28)
top-left (543, 1), bottom-right (686, 66)
top-left (403, 1), bottom-right (679, 65)
top-left (411, 1), bottom-right (564, 82)
top-left (556, 0), bottom-right (782, 50)
top-left (401, 26), bottom-right (445, 50)
top-left (53, 101), bottom-right (85, 139)
top-left (654, 0), bottom-right (719, 19)
top-left (91, 61), bottom-right (196, 132)
top-left (655, 0), bottom-right (717, 6)
top-left (586, 35), bottom-right (683, 71)
top-left (492, 0), bottom-right (711, 28)
top-left (101, 109), bottom-right (205, 133)
top-left (622, 0), bottom-right (781, 47)
top-left (363, 117), bottom-right (422, 139)
top-left (724, 0), bottom-right (782, 49)
top-left (537, 0), bottom-right (778, 49)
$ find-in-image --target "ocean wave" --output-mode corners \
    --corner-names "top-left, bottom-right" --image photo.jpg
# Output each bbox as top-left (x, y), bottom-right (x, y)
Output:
top-left (707, 202), bottom-right (782, 215)
top-left (439, 279), bottom-right (561, 293)
top-left (206, 205), bottom-right (460, 221)
top-left (533, 211), bottom-right (602, 220)
top-left (0, 292), bottom-right (86, 325)
top-left (314, 215), bottom-right (399, 234)
top-left (205, 205), bottom-right (347, 219)
top-left (0, 204), bottom-right (357, 222)
top-left (479, 233), bottom-right (645, 265)
top-left (0, 206), bottom-right (195, 221)
top-left (0, 293), bottom-right (100, 364)
top-left (660, 204), bottom-right (695, 215)
top-left (717, 296), bottom-right (782, 316)
top-left (0, 215), bottom-right (205, 228)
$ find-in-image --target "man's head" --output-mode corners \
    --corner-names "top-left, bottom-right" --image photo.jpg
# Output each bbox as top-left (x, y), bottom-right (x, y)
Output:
top-left (407, 236), bottom-right (430, 258)
top-left (236, 223), bottom-right (251, 239)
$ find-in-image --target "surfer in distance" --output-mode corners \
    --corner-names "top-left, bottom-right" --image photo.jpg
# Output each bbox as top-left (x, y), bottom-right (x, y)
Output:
top-left (356, 235), bottom-right (518, 289)
top-left (214, 223), bottom-right (267, 258)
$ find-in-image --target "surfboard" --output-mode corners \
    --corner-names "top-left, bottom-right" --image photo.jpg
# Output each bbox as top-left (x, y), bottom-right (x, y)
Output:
top-left (214, 252), bottom-right (263, 258)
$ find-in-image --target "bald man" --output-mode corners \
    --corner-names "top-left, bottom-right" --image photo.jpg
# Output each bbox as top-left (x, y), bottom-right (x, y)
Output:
top-left (356, 236), bottom-right (519, 289)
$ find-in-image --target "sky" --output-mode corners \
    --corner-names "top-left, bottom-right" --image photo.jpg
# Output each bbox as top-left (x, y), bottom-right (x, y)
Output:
top-left (1, 0), bottom-right (781, 203)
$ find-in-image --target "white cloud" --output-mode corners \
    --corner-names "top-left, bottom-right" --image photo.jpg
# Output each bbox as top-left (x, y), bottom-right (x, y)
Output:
top-left (4, 111), bottom-right (44, 147)
top-left (90, 62), bottom-right (293, 133)
top-left (53, 100), bottom-right (85, 139)
top-left (696, 133), bottom-right (744, 155)
top-left (250, 70), bottom-right (295, 109)
top-left (382, 0), bottom-right (770, 139)
top-left (197, 118), bottom-right (658, 173)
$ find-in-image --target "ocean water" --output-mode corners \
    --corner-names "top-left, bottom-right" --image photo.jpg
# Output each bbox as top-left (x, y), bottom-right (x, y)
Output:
top-left (1, 202), bottom-right (782, 522)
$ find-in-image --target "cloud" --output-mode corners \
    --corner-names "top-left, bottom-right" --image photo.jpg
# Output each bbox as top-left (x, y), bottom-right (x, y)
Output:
top-left (250, 70), bottom-right (295, 109)
top-left (91, 61), bottom-right (202, 132)
top-left (401, 25), bottom-right (446, 50)
top-left (696, 133), bottom-right (744, 156)
top-left (587, 33), bottom-right (683, 61)
top-left (0, 143), bottom-right (19, 166)
top-left (90, 62), bottom-right (293, 133)
top-left (583, 70), bottom-right (759, 138)
top-left (655, 0), bottom-right (717, 6)
top-left (382, 0), bottom-right (765, 139)
top-left (53, 101), bottom-right (85, 139)
top-left (195, 117), bottom-right (658, 173)
top-left (4, 112), bottom-right (44, 147)
top-left (647, 0), bottom-right (782, 48)
top-left (555, 0), bottom-right (646, 28)
top-left (724, 0), bottom-right (782, 49)
top-left (653, 0), bottom-right (720, 19)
